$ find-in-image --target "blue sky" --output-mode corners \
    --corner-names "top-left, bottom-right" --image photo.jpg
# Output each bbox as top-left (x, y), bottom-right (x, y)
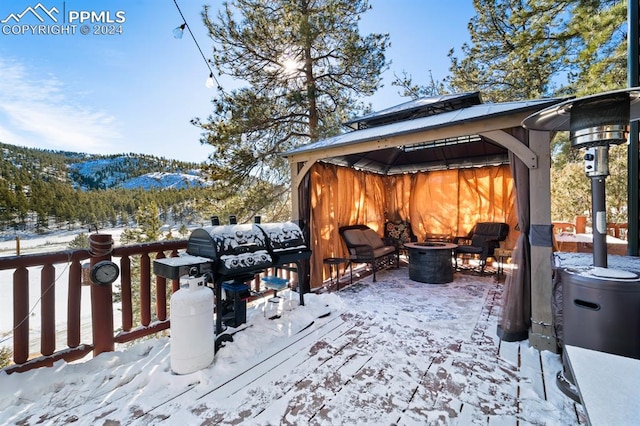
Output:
top-left (0, 1), bottom-right (474, 163)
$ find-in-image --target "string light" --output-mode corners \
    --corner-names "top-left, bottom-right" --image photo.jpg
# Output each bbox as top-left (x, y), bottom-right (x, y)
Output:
top-left (172, 23), bottom-right (186, 39)
top-left (172, 0), bottom-right (221, 90)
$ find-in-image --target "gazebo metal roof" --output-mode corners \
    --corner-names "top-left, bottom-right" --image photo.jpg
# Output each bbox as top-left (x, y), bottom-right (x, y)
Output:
top-left (284, 96), bottom-right (566, 175)
top-left (343, 92), bottom-right (483, 130)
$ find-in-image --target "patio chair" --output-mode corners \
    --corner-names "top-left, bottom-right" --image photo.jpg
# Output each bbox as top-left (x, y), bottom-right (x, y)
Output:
top-left (339, 225), bottom-right (399, 282)
top-left (552, 221), bottom-right (576, 234)
top-left (453, 222), bottom-right (509, 274)
top-left (383, 220), bottom-right (417, 254)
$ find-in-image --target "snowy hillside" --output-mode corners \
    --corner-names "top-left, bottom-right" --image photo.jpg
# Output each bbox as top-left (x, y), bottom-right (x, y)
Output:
top-left (1, 142), bottom-right (208, 191)
top-left (67, 155), bottom-right (208, 190)
top-left (0, 142), bottom-right (212, 235)
top-left (118, 171), bottom-right (211, 189)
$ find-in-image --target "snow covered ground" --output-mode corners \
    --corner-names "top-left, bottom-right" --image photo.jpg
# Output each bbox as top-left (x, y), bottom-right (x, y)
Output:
top-left (1, 230), bottom-right (639, 425)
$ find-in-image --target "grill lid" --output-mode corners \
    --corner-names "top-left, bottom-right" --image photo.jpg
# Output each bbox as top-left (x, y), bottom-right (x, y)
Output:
top-left (187, 224), bottom-right (272, 276)
top-left (257, 221), bottom-right (311, 265)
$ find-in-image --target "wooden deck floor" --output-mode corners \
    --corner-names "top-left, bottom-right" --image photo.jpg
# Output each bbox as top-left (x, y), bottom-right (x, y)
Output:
top-left (21, 266), bottom-right (588, 425)
top-left (109, 267), bottom-right (587, 426)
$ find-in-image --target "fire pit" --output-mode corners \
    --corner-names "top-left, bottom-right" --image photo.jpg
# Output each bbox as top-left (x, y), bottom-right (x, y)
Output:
top-left (404, 242), bottom-right (457, 284)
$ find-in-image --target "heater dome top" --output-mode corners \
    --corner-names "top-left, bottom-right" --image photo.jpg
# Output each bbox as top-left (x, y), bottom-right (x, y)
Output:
top-left (522, 87), bottom-right (640, 132)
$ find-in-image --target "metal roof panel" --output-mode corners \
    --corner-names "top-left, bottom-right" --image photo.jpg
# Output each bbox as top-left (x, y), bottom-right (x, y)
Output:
top-left (343, 92), bottom-right (481, 126)
top-left (285, 97), bottom-right (566, 157)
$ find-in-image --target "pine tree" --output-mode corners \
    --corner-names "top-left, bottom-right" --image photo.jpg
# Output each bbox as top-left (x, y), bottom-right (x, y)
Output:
top-left (196, 0), bottom-right (390, 213)
top-left (446, 0), bottom-right (575, 102)
top-left (566, 0), bottom-right (627, 95)
top-left (391, 70), bottom-right (447, 99)
top-left (553, 1), bottom-right (628, 224)
top-left (124, 202), bottom-right (162, 243)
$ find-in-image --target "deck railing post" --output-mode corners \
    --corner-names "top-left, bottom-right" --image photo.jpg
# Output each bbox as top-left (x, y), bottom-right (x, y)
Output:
top-left (41, 263), bottom-right (56, 356)
top-left (68, 259), bottom-right (82, 348)
top-left (155, 251), bottom-right (167, 321)
top-left (13, 267), bottom-right (29, 364)
top-left (140, 253), bottom-right (151, 326)
top-left (89, 234), bottom-right (115, 356)
top-left (120, 256), bottom-right (133, 331)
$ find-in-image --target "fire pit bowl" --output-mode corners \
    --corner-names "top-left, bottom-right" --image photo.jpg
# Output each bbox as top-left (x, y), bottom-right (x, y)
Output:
top-left (404, 242), bottom-right (457, 284)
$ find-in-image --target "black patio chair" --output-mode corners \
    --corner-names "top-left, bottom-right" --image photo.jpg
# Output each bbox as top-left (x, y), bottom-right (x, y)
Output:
top-left (453, 222), bottom-right (509, 273)
top-left (339, 225), bottom-right (399, 282)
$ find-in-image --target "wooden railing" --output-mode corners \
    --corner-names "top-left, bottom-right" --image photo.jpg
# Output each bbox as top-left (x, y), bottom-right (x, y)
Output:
top-left (0, 234), bottom-right (188, 374)
top-left (607, 222), bottom-right (628, 240)
top-left (553, 216), bottom-right (629, 241)
top-left (0, 234), bottom-right (299, 375)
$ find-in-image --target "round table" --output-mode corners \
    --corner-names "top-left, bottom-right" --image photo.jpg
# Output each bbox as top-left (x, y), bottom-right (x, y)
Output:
top-left (404, 242), bottom-right (457, 284)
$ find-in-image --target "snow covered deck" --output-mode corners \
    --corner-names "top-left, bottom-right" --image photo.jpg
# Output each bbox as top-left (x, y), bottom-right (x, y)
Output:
top-left (0, 266), bottom-right (587, 425)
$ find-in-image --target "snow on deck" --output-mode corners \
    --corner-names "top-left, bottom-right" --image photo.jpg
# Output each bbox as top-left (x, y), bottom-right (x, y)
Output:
top-left (0, 266), bottom-right (587, 425)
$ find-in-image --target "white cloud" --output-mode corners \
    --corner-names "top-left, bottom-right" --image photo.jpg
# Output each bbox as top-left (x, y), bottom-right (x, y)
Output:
top-left (0, 57), bottom-right (122, 153)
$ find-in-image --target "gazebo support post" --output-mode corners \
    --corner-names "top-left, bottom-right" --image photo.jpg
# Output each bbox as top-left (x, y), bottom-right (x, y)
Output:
top-left (290, 160), bottom-right (301, 223)
top-left (528, 130), bottom-right (558, 352)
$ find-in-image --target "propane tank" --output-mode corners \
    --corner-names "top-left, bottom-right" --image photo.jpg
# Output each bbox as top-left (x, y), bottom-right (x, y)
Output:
top-left (170, 275), bottom-right (214, 374)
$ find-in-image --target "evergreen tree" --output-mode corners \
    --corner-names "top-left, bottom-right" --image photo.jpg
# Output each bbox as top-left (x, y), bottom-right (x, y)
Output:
top-left (0, 347), bottom-right (10, 369)
top-left (566, 0), bottom-right (627, 95)
top-left (124, 202), bottom-right (162, 243)
top-left (551, 1), bottom-right (628, 223)
top-left (196, 0), bottom-right (390, 212)
top-left (391, 70), bottom-right (447, 100)
top-left (68, 232), bottom-right (90, 250)
top-left (178, 223), bottom-right (189, 238)
top-left (446, 0), bottom-right (574, 102)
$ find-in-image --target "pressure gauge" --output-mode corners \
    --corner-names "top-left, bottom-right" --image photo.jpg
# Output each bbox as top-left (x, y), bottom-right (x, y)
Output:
top-left (90, 260), bottom-right (120, 286)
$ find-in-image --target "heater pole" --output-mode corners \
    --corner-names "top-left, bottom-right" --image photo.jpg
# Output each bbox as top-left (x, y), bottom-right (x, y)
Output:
top-left (628, 0), bottom-right (639, 256)
top-left (586, 145), bottom-right (610, 268)
top-left (591, 176), bottom-right (608, 267)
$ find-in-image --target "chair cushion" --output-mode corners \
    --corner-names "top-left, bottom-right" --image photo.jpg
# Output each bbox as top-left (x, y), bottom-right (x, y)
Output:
top-left (471, 235), bottom-right (489, 247)
top-left (342, 229), bottom-right (369, 247)
top-left (361, 228), bottom-right (385, 249)
top-left (456, 245), bottom-right (483, 254)
top-left (473, 222), bottom-right (509, 239)
top-left (373, 245), bottom-right (396, 258)
top-left (384, 221), bottom-right (415, 244)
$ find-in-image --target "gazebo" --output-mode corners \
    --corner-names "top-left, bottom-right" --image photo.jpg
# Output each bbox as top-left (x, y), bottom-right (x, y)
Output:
top-left (283, 92), bottom-right (567, 352)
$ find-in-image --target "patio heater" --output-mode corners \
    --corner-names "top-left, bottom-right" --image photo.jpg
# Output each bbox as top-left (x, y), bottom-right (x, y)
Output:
top-left (523, 88), bottom-right (640, 402)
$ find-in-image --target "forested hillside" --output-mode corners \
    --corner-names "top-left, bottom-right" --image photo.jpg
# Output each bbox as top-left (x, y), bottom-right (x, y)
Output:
top-left (0, 142), bottom-right (211, 234)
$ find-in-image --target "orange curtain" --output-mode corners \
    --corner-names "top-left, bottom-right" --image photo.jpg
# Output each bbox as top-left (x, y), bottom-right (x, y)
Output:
top-left (308, 162), bottom-right (518, 289)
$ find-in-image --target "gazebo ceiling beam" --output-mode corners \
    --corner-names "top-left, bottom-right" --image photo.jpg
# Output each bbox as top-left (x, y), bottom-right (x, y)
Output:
top-left (324, 154), bottom-right (508, 175)
top-left (478, 130), bottom-right (538, 169)
top-left (382, 149), bottom-right (405, 174)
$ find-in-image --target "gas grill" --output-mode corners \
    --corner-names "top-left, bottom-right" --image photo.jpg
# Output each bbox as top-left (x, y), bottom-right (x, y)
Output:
top-left (154, 217), bottom-right (311, 340)
top-left (187, 223), bottom-right (273, 280)
top-left (257, 221), bottom-right (312, 267)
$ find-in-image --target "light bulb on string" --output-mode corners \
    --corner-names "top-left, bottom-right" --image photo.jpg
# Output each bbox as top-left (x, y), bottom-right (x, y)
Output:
top-left (172, 23), bottom-right (186, 39)
top-left (206, 73), bottom-right (215, 89)
top-left (173, 0), bottom-right (222, 92)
